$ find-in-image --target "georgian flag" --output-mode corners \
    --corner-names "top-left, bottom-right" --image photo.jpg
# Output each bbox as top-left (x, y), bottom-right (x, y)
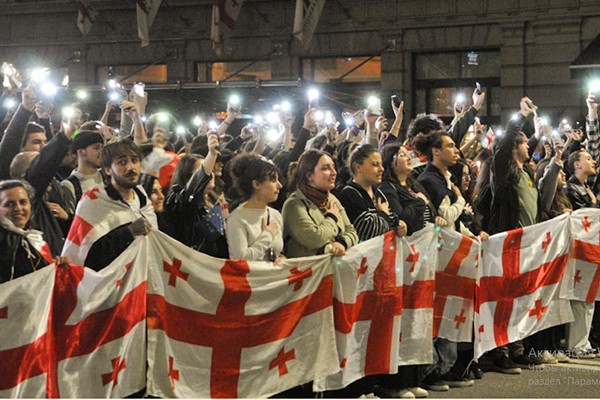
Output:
top-left (293, 0), bottom-right (326, 50)
top-left (62, 186), bottom-right (157, 266)
top-left (211, 0), bottom-right (245, 55)
top-left (137, 0), bottom-right (163, 47)
top-left (434, 228), bottom-right (478, 342)
top-left (314, 230), bottom-right (404, 391)
top-left (76, 0), bottom-right (98, 35)
top-left (145, 231), bottom-right (339, 398)
top-left (398, 224), bottom-right (436, 365)
top-left (560, 208), bottom-right (600, 303)
top-left (0, 237), bottom-right (147, 398)
top-left (475, 214), bottom-right (574, 359)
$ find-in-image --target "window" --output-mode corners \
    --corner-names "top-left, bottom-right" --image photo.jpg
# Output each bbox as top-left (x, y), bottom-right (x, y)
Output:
top-left (197, 61), bottom-right (272, 82)
top-left (97, 64), bottom-right (167, 84)
top-left (302, 56), bottom-right (381, 83)
top-left (413, 50), bottom-right (500, 123)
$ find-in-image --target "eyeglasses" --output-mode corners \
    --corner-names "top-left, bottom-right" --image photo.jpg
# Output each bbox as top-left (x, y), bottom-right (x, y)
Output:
top-left (462, 173), bottom-right (472, 180)
top-left (394, 151), bottom-right (410, 159)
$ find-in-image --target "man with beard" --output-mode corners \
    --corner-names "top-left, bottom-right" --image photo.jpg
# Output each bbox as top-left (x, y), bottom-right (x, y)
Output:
top-left (62, 138), bottom-right (157, 271)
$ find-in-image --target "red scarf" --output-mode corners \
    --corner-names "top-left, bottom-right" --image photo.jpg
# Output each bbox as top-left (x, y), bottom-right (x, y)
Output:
top-left (299, 184), bottom-right (329, 208)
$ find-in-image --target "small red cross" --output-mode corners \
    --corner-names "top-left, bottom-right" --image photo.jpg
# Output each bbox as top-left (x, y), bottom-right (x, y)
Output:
top-left (454, 308), bottom-right (467, 329)
top-left (168, 356), bottom-right (179, 389)
top-left (478, 324), bottom-right (484, 341)
top-left (406, 244), bottom-right (419, 272)
top-left (0, 306), bottom-right (7, 319)
top-left (84, 187), bottom-right (100, 200)
top-left (574, 269), bottom-right (582, 286)
top-left (437, 235), bottom-right (445, 252)
top-left (340, 357), bottom-right (347, 368)
top-left (163, 258), bottom-right (189, 287)
top-left (288, 267), bottom-right (312, 291)
top-left (583, 216), bottom-right (592, 233)
top-left (528, 299), bottom-right (548, 321)
top-left (269, 347), bottom-right (295, 377)
top-left (116, 260), bottom-right (134, 287)
top-left (541, 232), bottom-right (552, 253)
top-left (357, 257), bottom-right (368, 277)
top-left (101, 356), bottom-right (126, 386)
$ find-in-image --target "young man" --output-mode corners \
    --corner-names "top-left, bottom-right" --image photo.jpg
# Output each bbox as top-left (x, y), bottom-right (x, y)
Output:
top-left (62, 139), bottom-right (157, 271)
top-left (61, 129), bottom-right (105, 211)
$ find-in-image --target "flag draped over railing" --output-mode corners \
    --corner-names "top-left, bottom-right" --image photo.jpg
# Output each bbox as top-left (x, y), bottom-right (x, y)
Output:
top-left (2, 211), bottom-right (598, 397)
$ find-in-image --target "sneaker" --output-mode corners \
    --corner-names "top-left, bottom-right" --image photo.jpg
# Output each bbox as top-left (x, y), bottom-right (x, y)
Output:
top-left (555, 350), bottom-right (570, 363)
top-left (439, 372), bottom-right (474, 388)
top-left (375, 387), bottom-right (415, 399)
top-left (408, 387), bottom-right (428, 398)
top-left (359, 393), bottom-right (380, 399)
top-left (421, 373), bottom-right (450, 392)
top-left (540, 350), bottom-right (559, 364)
top-left (493, 357), bottom-right (522, 374)
top-left (468, 362), bottom-right (484, 379)
top-left (512, 354), bottom-right (544, 367)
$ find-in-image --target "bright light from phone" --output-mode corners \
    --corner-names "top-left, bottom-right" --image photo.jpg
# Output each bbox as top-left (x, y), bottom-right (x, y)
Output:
top-left (192, 115), bottom-right (203, 126)
top-left (496, 128), bottom-right (504, 137)
top-left (552, 129), bottom-right (560, 137)
top-left (266, 111), bottom-right (279, 125)
top-left (253, 115), bottom-right (264, 125)
top-left (308, 88), bottom-right (319, 102)
top-left (107, 78), bottom-right (117, 89)
top-left (280, 101), bottom-right (291, 112)
top-left (229, 94), bottom-right (240, 105)
top-left (75, 89), bottom-right (88, 100)
top-left (540, 117), bottom-right (549, 126)
top-left (141, 116), bottom-right (147, 122)
top-left (40, 82), bottom-right (58, 97)
top-left (314, 110), bottom-right (325, 121)
top-left (114, 128), bottom-right (120, 134)
top-left (157, 113), bottom-right (169, 123)
top-left (2, 63), bottom-right (13, 77)
top-left (367, 96), bottom-right (379, 106)
top-left (511, 113), bottom-right (519, 121)
top-left (109, 91), bottom-right (120, 102)
top-left (455, 94), bottom-right (466, 103)
top-left (588, 80), bottom-right (600, 92)
top-left (208, 120), bottom-right (218, 130)
top-left (267, 128), bottom-right (280, 141)
top-left (62, 106), bottom-right (75, 119)
top-left (3, 98), bottom-right (16, 110)
top-left (325, 111), bottom-right (334, 125)
top-left (31, 68), bottom-right (48, 82)
top-left (344, 116), bottom-right (354, 126)
top-left (562, 119), bottom-right (568, 125)
top-left (176, 125), bottom-right (186, 135)
top-left (475, 160), bottom-right (481, 168)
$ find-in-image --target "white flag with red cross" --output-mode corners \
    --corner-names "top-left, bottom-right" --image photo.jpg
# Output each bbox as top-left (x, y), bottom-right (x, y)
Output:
top-left (314, 230), bottom-right (404, 391)
top-left (293, 0), bottom-right (326, 50)
top-left (434, 228), bottom-right (478, 342)
top-left (137, 0), bottom-right (163, 47)
top-left (560, 208), bottom-right (600, 303)
top-left (475, 214), bottom-right (574, 359)
top-left (145, 231), bottom-right (339, 398)
top-left (77, 0), bottom-right (98, 35)
top-left (211, 0), bottom-right (245, 55)
top-left (0, 237), bottom-right (148, 398)
top-left (398, 224), bottom-right (436, 366)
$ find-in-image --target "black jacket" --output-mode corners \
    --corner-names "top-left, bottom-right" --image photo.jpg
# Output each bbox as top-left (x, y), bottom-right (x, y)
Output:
top-left (379, 179), bottom-right (436, 235)
top-left (566, 176), bottom-right (598, 210)
top-left (0, 221), bottom-right (50, 284)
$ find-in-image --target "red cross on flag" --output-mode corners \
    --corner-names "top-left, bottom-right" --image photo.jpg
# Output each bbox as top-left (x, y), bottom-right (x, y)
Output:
top-left (76, 0), bottom-right (98, 35)
top-left (314, 230), bottom-right (405, 391)
top-left (475, 214), bottom-right (574, 359)
top-left (0, 237), bottom-right (148, 397)
top-left (145, 231), bottom-right (339, 398)
top-left (398, 225), bottom-right (436, 366)
top-left (211, 0), bottom-right (246, 55)
top-left (434, 228), bottom-right (478, 342)
top-left (560, 209), bottom-right (600, 303)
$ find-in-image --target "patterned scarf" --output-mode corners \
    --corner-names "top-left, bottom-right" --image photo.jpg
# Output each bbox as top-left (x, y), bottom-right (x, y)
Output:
top-left (299, 183), bottom-right (329, 208)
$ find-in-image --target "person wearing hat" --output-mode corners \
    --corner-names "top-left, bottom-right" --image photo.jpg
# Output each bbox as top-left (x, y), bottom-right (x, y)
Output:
top-left (61, 129), bottom-right (105, 212)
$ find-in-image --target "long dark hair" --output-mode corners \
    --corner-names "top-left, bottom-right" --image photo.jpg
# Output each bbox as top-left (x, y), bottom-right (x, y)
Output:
top-left (169, 154), bottom-right (203, 195)
top-left (290, 149), bottom-right (331, 191)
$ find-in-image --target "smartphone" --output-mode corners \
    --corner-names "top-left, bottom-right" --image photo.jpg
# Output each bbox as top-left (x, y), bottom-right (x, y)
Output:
top-left (367, 97), bottom-right (382, 116)
top-left (391, 95), bottom-right (401, 107)
top-left (475, 82), bottom-right (482, 95)
top-left (133, 82), bottom-right (145, 97)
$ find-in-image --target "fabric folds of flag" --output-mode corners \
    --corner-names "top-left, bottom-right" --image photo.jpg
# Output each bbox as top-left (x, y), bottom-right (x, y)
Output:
top-left (293, 0), bottom-right (326, 50)
top-left (475, 214), bottom-right (574, 359)
top-left (145, 231), bottom-right (339, 398)
top-left (560, 208), bottom-right (600, 303)
top-left (77, 0), bottom-right (98, 35)
top-left (211, 0), bottom-right (245, 55)
top-left (137, 0), bottom-right (163, 47)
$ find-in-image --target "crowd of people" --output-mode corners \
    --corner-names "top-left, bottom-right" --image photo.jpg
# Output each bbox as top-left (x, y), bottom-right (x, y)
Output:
top-left (1, 76), bottom-right (599, 398)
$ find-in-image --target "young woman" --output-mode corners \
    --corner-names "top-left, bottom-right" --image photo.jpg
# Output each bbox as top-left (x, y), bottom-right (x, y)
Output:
top-left (337, 144), bottom-right (407, 241)
top-left (282, 149), bottom-right (358, 258)
top-left (164, 134), bottom-right (228, 258)
top-left (0, 180), bottom-right (67, 283)
top-left (380, 143), bottom-right (446, 235)
top-left (227, 154), bottom-right (284, 262)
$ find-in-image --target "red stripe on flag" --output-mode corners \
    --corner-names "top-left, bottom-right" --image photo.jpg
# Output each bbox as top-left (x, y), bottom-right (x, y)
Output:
top-left (67, 215), bottom-right (94, 246)
top-left (572, 239), bottom-right (600, 303)
top-left (403, 280), bottom-right (434, 309)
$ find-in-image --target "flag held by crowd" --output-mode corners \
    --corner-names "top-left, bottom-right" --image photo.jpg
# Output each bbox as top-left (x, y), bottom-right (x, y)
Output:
top-left (211, 0), bottom-right (245, 55)
top-left (475, 214), bottom-right (574, 359)
top-left (293, 0), bottom-right (326, 50)
top-left (137, 0), bottom-right (163, 47)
